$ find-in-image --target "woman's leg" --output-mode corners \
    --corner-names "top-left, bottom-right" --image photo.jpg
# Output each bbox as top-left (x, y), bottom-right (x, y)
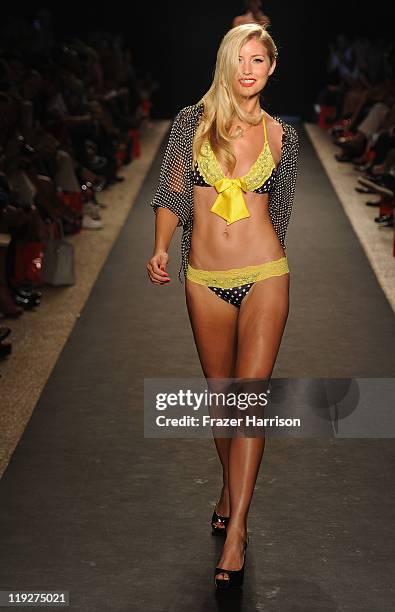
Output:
top-left (185, 278), bottom-right (238, 526)
top-left (215, 272), bottom-right (290, 581)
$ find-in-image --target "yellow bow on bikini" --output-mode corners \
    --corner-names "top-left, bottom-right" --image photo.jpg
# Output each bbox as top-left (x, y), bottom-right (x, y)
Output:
top-left (211, 177), bottom-right (250, 225)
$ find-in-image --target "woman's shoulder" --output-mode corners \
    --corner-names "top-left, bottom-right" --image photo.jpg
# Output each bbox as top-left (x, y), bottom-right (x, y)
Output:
top-left (173, 102), bottom-right (205, 127)
top-left (267, 113), bottom-right (298, 143)
top-left (271, 118), bottom-right (299, 163)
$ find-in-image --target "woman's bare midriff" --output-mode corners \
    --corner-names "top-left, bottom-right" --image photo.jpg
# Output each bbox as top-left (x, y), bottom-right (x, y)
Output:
top-left (189, 185), bottom-right (285, 270)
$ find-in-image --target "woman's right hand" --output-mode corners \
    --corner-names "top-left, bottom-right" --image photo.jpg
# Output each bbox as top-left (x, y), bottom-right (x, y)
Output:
top-left (146, 250), bottom-right (171, 285)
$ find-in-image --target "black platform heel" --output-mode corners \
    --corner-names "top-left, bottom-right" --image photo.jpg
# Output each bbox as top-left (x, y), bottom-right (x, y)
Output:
top-left (214, 536), bottom-right (249, 590)
top-left (211, 506), bottom-right (230, 536)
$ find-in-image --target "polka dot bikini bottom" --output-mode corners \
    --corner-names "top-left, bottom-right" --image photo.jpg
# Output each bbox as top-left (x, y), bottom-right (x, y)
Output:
top-left (186, 257), bottom-right (289, 309)
top-left (208, 283), bottom-right (253, 308)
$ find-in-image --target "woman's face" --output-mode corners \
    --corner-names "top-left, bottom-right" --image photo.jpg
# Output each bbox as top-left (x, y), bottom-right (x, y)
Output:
top-left (234, 37), bottom-right (275, 98)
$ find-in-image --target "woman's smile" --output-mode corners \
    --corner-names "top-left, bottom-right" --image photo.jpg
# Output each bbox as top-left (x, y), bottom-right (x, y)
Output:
top-left (239, 78), bottom-right (257, 87)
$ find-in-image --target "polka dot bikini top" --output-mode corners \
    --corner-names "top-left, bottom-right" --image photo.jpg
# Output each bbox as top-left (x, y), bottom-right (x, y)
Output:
top-left (192, 114), bottom-right (277, 225)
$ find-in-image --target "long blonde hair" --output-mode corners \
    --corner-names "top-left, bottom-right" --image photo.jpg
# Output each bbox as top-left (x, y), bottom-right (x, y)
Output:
top-left (192, 24), bottom-right (278, 173)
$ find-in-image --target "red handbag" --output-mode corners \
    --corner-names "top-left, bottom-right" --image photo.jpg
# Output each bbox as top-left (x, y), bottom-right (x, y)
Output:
top-left (58, 191), bottom-right (83, 215)
top-left (128, 129), bottom-right (141, 158)
top-left (12, 240), bottom-right (45, 287)
top-left (57, 191), bottom-right (83, 234)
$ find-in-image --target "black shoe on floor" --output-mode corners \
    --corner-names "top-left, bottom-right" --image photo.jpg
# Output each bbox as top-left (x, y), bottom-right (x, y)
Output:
top-left (375, 214), bottom-right (393, 223)
top-left (355, 186), bottom-right (375, 194)
top-left (335, 153), bottom-right (355, 163)
top-left (215, 536), bottom-right (249, 590)
top-left (0, 326), bottom-right (11, 342)
top-left (13, 287), bottom-right (42, 300)
top-left (0, 341), bottom-right (12, 359)
top-left (12, 293), bottom-right (40, 310)
top-left (354, 163), bottom-right (372, 173)
top-left (377, 218), bottom-right (394, 228)
top-left (211, 506), bottom-right (230, 536)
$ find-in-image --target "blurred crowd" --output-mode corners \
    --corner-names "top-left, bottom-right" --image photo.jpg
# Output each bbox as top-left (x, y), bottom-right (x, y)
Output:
top-left (315, 34), bottom-right (395, 236)
top-left (0, 10), bottom-right (157, 359)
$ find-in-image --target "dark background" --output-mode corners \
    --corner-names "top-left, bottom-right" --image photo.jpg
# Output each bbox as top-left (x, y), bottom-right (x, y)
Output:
top-left (4, 2), bottom-right (395, 119)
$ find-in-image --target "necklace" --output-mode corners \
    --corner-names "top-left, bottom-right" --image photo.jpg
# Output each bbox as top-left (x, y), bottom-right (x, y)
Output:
top-left (233, 109), bottom-right (264, 138)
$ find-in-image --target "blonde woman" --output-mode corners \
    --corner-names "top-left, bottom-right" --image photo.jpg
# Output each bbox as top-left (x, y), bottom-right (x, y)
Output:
top-left (147, 23), bottom-right (299, 590)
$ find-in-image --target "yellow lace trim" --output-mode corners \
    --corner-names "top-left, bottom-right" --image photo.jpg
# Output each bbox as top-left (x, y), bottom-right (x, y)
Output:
top-left (186, 257), bottom-right (289, 289)
top-left (242, 142), bottom-right (276, 191)
top-left (197, 140), bottom-right (224, 184)
top-left (196, 120), bottom-right (276, 191)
